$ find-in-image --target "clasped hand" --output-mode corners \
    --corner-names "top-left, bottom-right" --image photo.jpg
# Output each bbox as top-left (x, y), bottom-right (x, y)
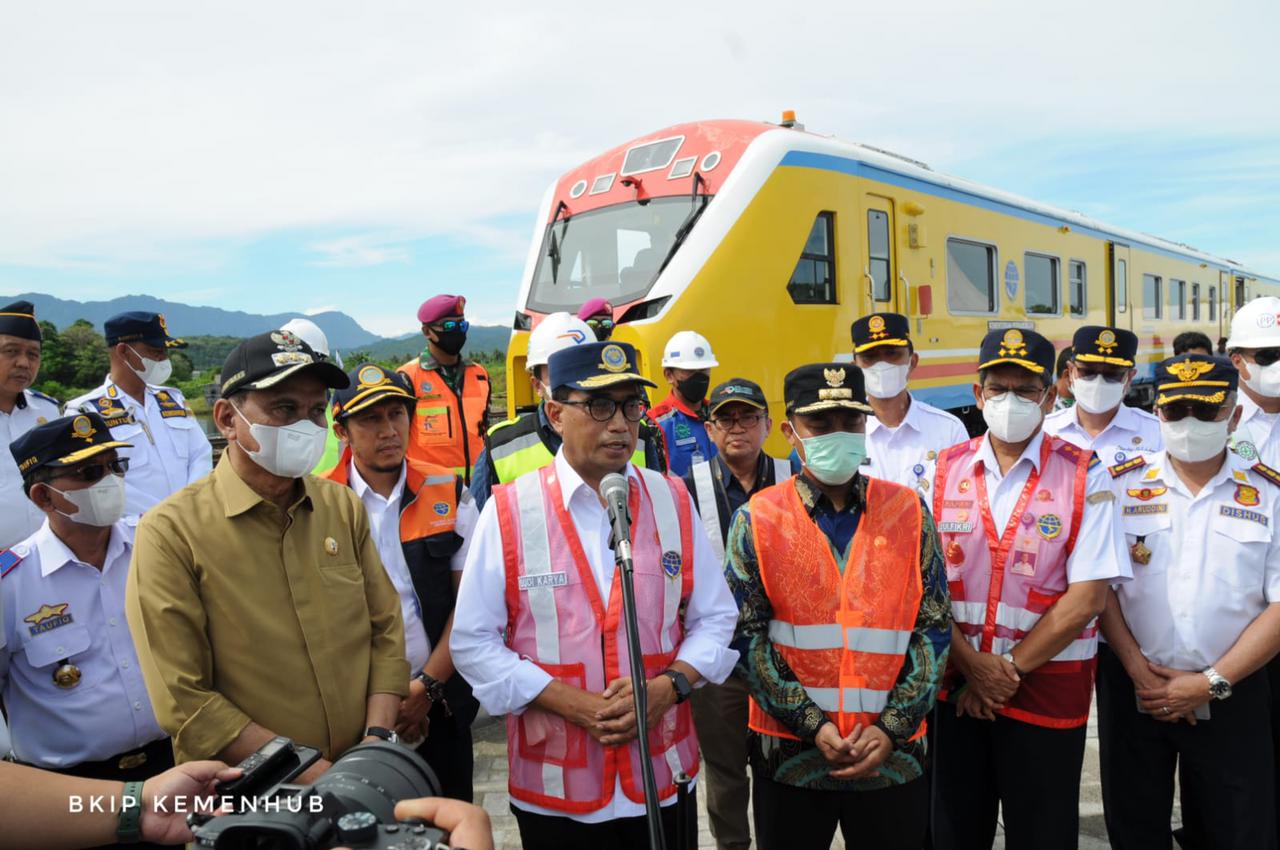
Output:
top-left (572, 676), bottom-right (678, 747)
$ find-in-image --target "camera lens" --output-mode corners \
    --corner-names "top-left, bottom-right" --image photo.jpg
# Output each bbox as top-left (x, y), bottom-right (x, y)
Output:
top-left (311, 741), bottom-right (442, 822)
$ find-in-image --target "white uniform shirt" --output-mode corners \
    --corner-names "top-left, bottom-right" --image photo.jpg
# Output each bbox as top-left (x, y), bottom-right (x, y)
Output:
top-left (1044, 403), bottom-right (1164, 468)
top-left (0, 518), bottom-right (165, 767)
top-left (65, 379), bottom-right (213, 517)
top-left (451, 450), bottom-right (739, 823)
top-left (866, 394), bottom-right (969, 496)
top-left (0, 390), bottom-right (61, 549)
top-left (1114, 450), bottom-right (1280, 670)
top-left (349, 461), bottom-right (478, 672)
top-left (1232, 394), bottom-right (1280, 468)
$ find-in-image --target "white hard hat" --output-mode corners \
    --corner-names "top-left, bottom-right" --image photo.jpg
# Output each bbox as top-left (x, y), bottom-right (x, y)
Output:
top-left (280, 318), bottom-right (331, 358)
top-left (662, 330), bottom-right (719, 369)
top-left (527, 313), bottom-right (593, 370)
top-left (1226, 296), bottom-right (1280, 350)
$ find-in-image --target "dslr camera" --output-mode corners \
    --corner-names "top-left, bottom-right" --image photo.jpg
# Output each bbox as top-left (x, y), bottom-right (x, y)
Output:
top-left (190, 736), bottom-right (452, 849)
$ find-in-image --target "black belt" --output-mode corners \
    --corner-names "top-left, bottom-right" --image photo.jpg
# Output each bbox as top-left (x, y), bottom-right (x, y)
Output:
top-left (34, 737), bottom-right (174, 782)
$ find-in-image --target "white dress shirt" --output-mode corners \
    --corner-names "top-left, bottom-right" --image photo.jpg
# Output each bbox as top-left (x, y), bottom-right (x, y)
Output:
top-left (451, 450), bottom-right (739, 823)
top-left (866, 394), bottom-right (969, 496)
top-left (1044, 402), bottom-right (1164, 467)
top-left (1232, 394), bottom-right (1280, 468)
top-left (0, 518), bottom-right (165, 767)
top-left (349, 461), bottom-right (477, 672)
top-left (65, 379), bottom-right (213, 517)
top-left (963, 431), bottom-right (1132, 586)
top-left (1114, 450), bottom-right (1280, 671)
top-left (0, 390), bottom-right (61, 549)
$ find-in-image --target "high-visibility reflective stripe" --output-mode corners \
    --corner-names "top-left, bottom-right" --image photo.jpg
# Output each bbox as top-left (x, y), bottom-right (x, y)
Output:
top-left (848, 627), bottom-right (911, 656)
top-left (951, 600), bottom-right (986, 626)
top-left (664, 745), bottom-right (684, 783)
top-left (989, 635), bottom-right (1098, 662)
top-left (771, 457), bottom-right (792, 484)
top-left (768, 621), bottom-right (911, 655)
top-left (542, 762), bottom-right (564, 799)
top-left (515, 473), bottom-right (560, 665)
top-left (690, 461), bottom-right (725, 563)
top-left (803, 686), bottom-right (891, 714)
top-left (996, 601), bottom-right (1046, 634)
top-left (639, 467), bottom-right (683, 654)
top-left (491, 431), bottom-right (544, 461)
top-left (422, 474), bottom-right (456, 486)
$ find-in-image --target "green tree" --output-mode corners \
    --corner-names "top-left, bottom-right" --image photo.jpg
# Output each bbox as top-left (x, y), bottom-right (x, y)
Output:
top-left (62, 320), bottom-right (110, 388)
top-left (169, 350), bottom-right (194, 382)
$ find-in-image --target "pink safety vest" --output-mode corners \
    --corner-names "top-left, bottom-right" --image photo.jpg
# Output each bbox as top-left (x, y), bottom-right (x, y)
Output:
top-left (495, 463), bottom-right (701, 814)
top-left (933, 435), bottom-right (1095, 729)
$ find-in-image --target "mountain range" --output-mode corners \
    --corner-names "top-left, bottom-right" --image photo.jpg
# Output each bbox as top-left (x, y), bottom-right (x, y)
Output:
top-left (0, 292), bottom-right (512, 355)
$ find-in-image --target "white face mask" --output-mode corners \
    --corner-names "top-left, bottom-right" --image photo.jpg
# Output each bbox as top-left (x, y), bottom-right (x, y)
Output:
top-left (982, 391), bottom-right (1045, 443)
top-left (49, 474), bottom-right (127, 527)
top-left (1161, 417), bottom-right (1230, 463)
top-left (1071, 374), bottom-right (1127, 414)
top-left (233, 404), bottom-right (328, 478)
top-left (862, 361), bottom-right (910, 399)
top-left (1241, 360), bottom-right (1280, 399)
top-left (128, 346), bottom-right (173, 386)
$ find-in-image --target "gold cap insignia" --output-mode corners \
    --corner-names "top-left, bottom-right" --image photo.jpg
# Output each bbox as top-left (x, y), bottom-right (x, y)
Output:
top-left (868, 315), bottom-right (887, 339)
top-left (823, 367), bottom-right (846, 388)
top-left (600, 344), bottom-right (629, 373)
top-left (158, 314), bottom-right (169, 334)
top-left (357, 365), bottom-right (388, 388)
top-left (1167, 360), bottom-right (1215, 383)
top-left (999, 329), bottom-right (1027, 357)
top-left (1096, 329), bottom-right (1117, 354)
top-left (70, 415), bottom-right (95, 443)
top-left (324, 537), bottom-right (339, 556)
top-left (270, 330), bottom-right (304, 352)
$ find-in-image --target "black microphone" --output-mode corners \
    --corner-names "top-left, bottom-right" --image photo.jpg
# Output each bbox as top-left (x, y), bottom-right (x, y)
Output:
top-left (599, 472), bottom-right (632, 556)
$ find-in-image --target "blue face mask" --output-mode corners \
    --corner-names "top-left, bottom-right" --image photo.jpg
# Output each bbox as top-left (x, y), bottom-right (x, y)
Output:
top-left (799, 431), bottom-right (867, 485)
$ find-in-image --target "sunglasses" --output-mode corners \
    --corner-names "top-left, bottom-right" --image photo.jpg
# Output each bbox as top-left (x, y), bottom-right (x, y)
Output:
top-left (586, 318), bottom-right (615, 331)
top-left (50, 457), bottom-right (130, 483)
top-left (430, 319), bottom-right (469, 334)
top-left (1248, 348), bottom-right (1280, 367)
top-left (1160, 402), bottom-right (1222, 423)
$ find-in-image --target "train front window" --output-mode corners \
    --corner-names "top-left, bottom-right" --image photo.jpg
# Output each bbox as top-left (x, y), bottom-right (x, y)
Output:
top-left (527, 197), bottom-right (706, 313)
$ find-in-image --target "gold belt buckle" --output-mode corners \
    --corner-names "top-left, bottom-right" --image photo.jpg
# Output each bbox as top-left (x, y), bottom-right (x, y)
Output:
top-left (117, 751), bottom-right (148, 771)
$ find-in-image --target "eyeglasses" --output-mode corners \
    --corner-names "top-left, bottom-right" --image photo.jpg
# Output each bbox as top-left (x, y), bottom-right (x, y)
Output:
top-left (1074, 367), bottom-right (1127, 383)
top-left (51, 458), bottom-right (130, 483)
top-left (980, 385), bottom-right (1046, 403)
top-left (585, 318), bottom-right (615, 331)
top-left (1160, 402), bottom-right (1223, 423)
top-left (561, 397), bottom-right (648, 422)
top-left (431, 319), bottom-right (469, 334)
top-left (1247, 348), bottom-right (1280, 367)
top-left (711, 412), bottom-right (765, 430)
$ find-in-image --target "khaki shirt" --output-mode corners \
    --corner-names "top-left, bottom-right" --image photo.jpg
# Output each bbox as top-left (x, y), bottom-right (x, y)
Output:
top-left (126, 454), bottom-right (408, 763)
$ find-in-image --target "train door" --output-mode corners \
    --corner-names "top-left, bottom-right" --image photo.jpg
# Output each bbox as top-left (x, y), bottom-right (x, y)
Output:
top-left (1220, 270), bottom-right (1232, 337)
top-left (1109, 243), bottom-right (1131, 329)
top-left (865, 196), bottom-right (902, 314)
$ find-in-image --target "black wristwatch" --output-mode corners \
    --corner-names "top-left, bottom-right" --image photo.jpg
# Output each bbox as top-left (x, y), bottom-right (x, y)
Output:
top-left (661, 669), bottom-right (693, 704)
top-left (365, 725), bottom-right (399, 743)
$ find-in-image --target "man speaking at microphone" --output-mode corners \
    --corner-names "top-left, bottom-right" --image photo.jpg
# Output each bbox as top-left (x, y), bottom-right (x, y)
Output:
top-left (451, 340), bottom-right (739, 850)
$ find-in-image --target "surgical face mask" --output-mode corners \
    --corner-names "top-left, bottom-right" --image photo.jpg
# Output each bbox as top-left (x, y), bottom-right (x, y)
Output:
top-left (799, 431), bottom-right (867, 486)
top-left (433, 329), bottom-right (467, 356)
top-left (233, 404), bottom-right (328, 478)
top-left (676, 373), bottom-right (711, 403)
top-left (982, 392), bottom-right (1045, 443)
top-left (1071, 374), bottom-right (1127, 414)
top-left (1241, 360), bottom-right (1280, 398)
top-left (862, 361), bottom-right (910, 399)
top-left (1161, 417), bottom-right (1230, 463)
top-left (128, 347), bottom-right (172, 386)
top-left (49, 475), bottom-right (126, 527)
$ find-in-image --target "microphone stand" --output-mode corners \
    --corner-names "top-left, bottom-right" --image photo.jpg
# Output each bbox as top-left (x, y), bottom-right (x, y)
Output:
top-left (609, 499), bottom-right (667, 850)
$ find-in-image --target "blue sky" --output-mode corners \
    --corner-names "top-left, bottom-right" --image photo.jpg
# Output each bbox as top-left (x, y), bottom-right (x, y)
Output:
top-left (2, 1), bottom-right (1277, 337)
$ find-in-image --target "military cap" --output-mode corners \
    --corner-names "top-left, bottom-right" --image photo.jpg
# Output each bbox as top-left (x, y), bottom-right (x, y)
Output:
top-left (104, 311), bottom-right (185, 349)
top-left (0, 300), bottom-right (42, 342)
top-left (851, 312), bottom-right (911, 353)
top-left (1071, 325), bottom-right (1138, 368)
top-left (1154, 354), bottom-right (1237, 407)
top-left (10, 411), bottom-right (132, 478)
top-left (417, 294), bottom-right (466, 325)
top-left (784, 363), bottom-right (872, 415)
top-left (709, 378), bottom-right (768, 415)
top-left (219, 330), bottom-right (350, 397)
top-left (577, 297), bottom-right (614, 321)
top-left (978, 328), bottom-right (1055, 375)
top-left (549, 341), bottom-right (656, 391)
top-left (332, 364), bottom-right (414, 421)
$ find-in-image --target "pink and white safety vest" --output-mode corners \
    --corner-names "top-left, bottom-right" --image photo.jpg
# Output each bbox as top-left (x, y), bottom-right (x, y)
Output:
top-left (494, 463), bottom-right (700, 814)
top-left (933, 435), bottom-right (1096, 728)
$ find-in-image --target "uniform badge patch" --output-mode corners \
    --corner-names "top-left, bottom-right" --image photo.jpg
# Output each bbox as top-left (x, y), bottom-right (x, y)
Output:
top-left (1124, 504), bottom-right (1168, 515)
top-left (1036, 514), bottom-right (1063, 540)
top-left (1036, 489), bottom-right (1052, 502)
top-left (912, 463), bottom-right (926, 477)
top-left (1127, 486), bottom-right (1167, 501)
top-left (937, 521), bottom-right (974, 534)
top-left (25, 602), bottom-right (73, 636)
top-left (1235, 440), bottom-right (1259, 461)
top-left (1109, 456), bottom-right (1147, 478)
top-left (662, 550), bottom-right (682, 578)
top-left (945, 540), bottom-right (965, 565)
top-left (324, 537), bottom-right (339, 556)
top-left (1235, 484), bottom-right (1261, 507)
top-left (958, 479), bottom-right (971, 493)
top-left (1114, 451), bottom-right (1126, 463)
top-left (433, 501), bottom-right (451, 516)
top-left (1220, 505), bottom-right (1268, 526)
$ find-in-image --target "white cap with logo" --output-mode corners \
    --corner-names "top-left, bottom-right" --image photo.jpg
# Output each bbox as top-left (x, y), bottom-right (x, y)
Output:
top-left (1226, 296), bottom-right (1280, 350)
top-left (662, 330), bottom-right (719, 369)
top-left (527, 313), bottom-right (593, 370)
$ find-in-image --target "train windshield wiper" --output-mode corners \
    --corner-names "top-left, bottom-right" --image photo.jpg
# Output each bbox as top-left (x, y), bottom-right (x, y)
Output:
top-left (655, 172), bottom-right (708, 278)
top-left (547, 201), bottom-right (571, 284)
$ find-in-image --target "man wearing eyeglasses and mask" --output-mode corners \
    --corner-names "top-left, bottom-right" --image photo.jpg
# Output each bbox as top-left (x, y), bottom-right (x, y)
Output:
top-left (1098, 354), bottom-right (1280, 850)
top-left (451, 341), bottom-right (739, 850)
top-left (65, 312), bottom-right (212, 518)
top-left (399, 295), bottom-right (490, 484)
top-left (1044, 326), bottom-right (1162, 469)
top-left (0, 412), bottom-right (174, 848)
top-left (931, 328), bottom-right (1129, 850)
top-left (126, 332), bottom-right (407, 779)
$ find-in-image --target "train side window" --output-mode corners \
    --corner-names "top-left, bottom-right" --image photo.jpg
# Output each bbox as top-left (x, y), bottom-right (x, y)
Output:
top-left (1170, 279), bottom-right (1186, 320)
top-left (867, 210), bottom-right (891, 301)
top-left (1192, 283), bottom-right (1201, 321)
top-left (946, 238), bottom-right (997, 314)
top-left (1069, 260), bottom-right (1086, 317)
top-left (787, 212), bottom-right (836, 304)
top-left (1116, 259), bottom-right (1128, 313)
top-left (1209, 286), bottom-right (1217, 321)
top-left (1025, 252), bottom-right (1060, 315)
top-left (1143, 274), bottom-right (1162, 320)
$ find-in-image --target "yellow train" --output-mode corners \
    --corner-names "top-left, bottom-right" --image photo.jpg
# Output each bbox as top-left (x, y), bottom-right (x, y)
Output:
top-left (506, 115), bottom-right (1278, 452)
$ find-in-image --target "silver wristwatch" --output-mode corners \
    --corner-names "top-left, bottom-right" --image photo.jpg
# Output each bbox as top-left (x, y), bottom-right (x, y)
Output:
top-left (1203, 666), bottom-right (1232, 701)
top-left (1000, 651), bottom-right (1024, 677)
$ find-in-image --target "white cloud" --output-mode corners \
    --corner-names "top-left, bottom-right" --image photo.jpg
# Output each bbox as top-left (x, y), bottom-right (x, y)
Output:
top-left (303, 304), bottom-right (341, 316)
top-left (307, 235), bottom-right (412, 268)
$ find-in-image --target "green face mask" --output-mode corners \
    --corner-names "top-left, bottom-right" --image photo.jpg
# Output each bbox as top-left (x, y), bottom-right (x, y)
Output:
top-left (799, 431), bottom-right (867, 485)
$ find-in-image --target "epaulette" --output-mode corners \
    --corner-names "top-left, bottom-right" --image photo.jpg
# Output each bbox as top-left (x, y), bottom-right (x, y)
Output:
top-left (1088, 452), bottom-right (1101, 470)
top-left (1251, 462), bottom-right (1280, 488)
top-left (1109, 455), bottom-right (1146, 478)
top-left (0, 548), bottom-right (25, 578)
top-left (28, 389), bottom-right (60, 406)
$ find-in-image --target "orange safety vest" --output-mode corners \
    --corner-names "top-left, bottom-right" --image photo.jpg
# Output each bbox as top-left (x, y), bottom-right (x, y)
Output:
top-left (747, 476), bottom-right (925, 741)
top-left (398, 359), bottom-right (490, 483)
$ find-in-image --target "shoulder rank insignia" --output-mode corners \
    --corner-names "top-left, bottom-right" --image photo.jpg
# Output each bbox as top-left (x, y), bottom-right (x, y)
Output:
top-left (0, 548), bottom-right (24, 578)
top-left (1087, 452), bottom-right (1101, 470)
top-left (1251, 462), bottom-right (1280, 488)
top-left (1109, 455), bottom-right (1146, 478)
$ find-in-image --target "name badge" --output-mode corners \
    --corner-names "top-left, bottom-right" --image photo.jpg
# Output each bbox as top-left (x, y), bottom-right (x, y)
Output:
top-left (1123, 504), bottom-right (1168, 515)
top-left (1220, 505), bottom-right (1269, 526)
top-left (519, 572), bottom-right (569, 590)
top-left (937, 521), bottom-right (975, 534)
top-left (675, 436), bottom-right (697, 447)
